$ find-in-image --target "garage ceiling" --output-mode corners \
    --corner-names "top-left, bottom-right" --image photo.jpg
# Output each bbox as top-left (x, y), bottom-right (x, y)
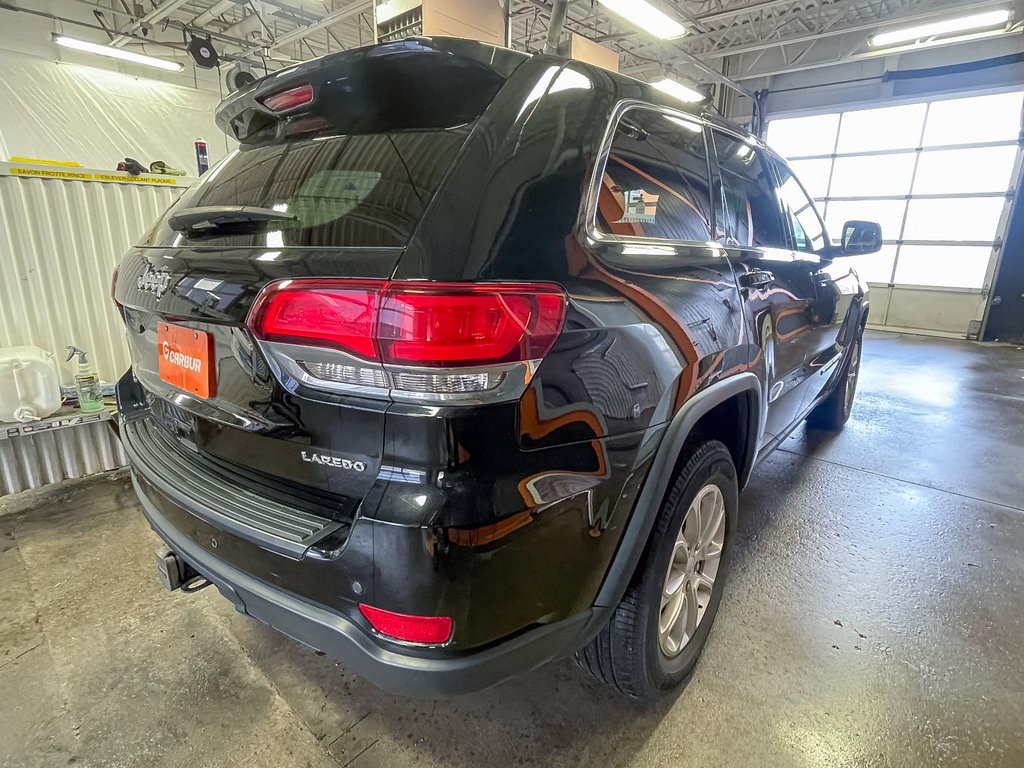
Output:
top-left (79, 0), bottom-right (1021, 83)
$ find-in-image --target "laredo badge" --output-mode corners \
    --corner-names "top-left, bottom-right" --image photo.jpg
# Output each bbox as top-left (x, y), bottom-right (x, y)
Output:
top-left (617, 189), bottom-right (660, 224)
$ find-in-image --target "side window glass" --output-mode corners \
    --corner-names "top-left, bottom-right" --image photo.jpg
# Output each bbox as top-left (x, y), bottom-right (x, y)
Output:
top-left (596, 108), bottom-right (713, 243)
top-left (772, 158), bottom-right (829, 254)
top-left (711, 130), bottom-right (788, 249)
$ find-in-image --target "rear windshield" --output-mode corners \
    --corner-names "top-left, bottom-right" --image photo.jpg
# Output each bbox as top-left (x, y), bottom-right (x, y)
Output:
top-left (142, 128), bottom-right (470, 248)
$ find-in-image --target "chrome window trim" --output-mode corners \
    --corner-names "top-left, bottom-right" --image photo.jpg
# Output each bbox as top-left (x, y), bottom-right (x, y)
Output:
top-left (580, 99), bottom-right (718, 250)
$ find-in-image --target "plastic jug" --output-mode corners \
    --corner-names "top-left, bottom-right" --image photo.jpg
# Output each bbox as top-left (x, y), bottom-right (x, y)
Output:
top-left (0, 346), bottom-right (62, 423)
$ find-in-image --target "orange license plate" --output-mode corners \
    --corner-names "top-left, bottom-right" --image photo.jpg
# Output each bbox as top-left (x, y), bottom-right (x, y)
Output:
top-left (157, 322), bottom-right (216, 399)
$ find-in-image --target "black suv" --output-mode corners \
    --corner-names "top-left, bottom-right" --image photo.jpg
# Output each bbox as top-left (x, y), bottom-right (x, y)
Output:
top-left (113, 37), bottom-right (881, 699)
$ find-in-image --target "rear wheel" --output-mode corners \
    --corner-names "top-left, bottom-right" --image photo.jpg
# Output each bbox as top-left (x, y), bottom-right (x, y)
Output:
top-left (807, 333), bottom-right (863, 430)
top-left (575, 439), bottom-right (738, 699)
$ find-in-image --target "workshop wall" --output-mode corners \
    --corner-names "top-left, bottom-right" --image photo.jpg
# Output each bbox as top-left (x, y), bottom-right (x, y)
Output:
top-left (0, 49), bottom-right (231, 172)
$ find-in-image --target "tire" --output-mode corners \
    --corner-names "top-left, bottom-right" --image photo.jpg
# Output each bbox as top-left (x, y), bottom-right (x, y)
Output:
top-left (807, 332), bottom-right (863, 431)
top-left (575, 439), bottom-right (738, 700)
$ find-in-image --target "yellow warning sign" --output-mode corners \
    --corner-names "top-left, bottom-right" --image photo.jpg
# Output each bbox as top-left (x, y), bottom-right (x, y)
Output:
top-left (8, 167), bottom-right (182, 186)
top-left (11, 167), bottom-right (92, 181)
top-left (93, 173), bottom-right (178, 185)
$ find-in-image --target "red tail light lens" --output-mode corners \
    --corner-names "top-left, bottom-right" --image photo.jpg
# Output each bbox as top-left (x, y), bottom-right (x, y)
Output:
top-left (247, 280), bottom-right (566, 368)
top-left (261, 83), bottom-right (314, 112)
top-left (248, 279), bottom-right (384, 359)
top-left (358, 604), bottom-right (453, 645)
top-left (379, 283), bottom-right (566, 367)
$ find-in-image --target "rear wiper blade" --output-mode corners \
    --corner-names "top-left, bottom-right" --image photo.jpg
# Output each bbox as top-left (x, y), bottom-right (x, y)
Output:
top-left (168, 205), bottom-right (297, 232)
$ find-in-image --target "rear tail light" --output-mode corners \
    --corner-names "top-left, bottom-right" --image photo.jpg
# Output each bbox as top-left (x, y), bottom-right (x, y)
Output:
top-left (358, 604), bottom-right (453, 645)
top-left (378, 285), bottom-right (565, 367)
top-left (248, 279), bottom-right (382, 358)
top-left (247, 280), bottom-right (567, 402)
top-left (260, 83), bottom-right (314, 112)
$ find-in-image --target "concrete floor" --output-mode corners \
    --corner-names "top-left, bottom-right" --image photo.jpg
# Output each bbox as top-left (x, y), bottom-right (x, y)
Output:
top-left (2, 330), bottom-right (1023, 768)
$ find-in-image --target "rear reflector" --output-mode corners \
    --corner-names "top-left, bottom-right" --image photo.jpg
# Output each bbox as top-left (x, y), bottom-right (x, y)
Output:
top-left (261, 83), bottom-right (314, 112)
top-left (358, 604), bottom-right (453, 645)
top-left (247, 280), bottom-right (566, 368)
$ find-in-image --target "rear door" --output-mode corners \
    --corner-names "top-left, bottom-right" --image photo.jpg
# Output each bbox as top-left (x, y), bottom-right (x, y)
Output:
top-left (709, 128), bottom-right (817, 443)
top-left (589, 106), bottom-right (740, 406)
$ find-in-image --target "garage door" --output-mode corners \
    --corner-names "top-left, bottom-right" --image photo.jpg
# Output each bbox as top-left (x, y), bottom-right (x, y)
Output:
top-left (766, 90), bottom-right (1024, 337)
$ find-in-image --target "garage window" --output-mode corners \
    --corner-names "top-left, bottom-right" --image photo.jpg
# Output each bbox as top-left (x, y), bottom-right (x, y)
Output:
top-left (767, 91), bottom-right (1023, 290)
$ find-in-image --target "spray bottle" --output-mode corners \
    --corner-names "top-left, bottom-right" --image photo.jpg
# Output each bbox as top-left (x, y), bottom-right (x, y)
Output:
top-left (65, 346), bottom-right (104, 414)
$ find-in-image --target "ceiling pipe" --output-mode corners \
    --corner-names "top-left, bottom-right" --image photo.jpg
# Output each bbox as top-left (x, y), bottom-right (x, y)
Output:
top-left (543, 0), bottom-right (568, 54)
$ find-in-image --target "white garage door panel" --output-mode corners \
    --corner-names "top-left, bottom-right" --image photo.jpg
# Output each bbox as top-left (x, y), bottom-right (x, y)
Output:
top-left (768, 87), bottom-right (1024, 337)
top-left (893, 245), bottom-right (994, 290)
top-left (903, 197), bottom-right (1007, 242)
top-left (882, 288), bottom-right (986, 335)
top-left (847, 245), bottom-right (899, 285)
top-left (766, 113), bottom-right (840, 157)
top-left (922, 92), bottom-right (1024, 145)
top-left (913, 146), bottom-right (1018, 194)
top-left (830, 153), bottom-right (916, 197)
top-left (836, 103), bottom-right (927, 152)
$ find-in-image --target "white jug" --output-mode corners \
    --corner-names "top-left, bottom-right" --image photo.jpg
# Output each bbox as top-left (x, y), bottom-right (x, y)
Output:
top-left (0, 346), bottom-right (62, 423)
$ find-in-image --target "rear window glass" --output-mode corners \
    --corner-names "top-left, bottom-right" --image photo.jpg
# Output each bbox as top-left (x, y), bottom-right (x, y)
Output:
top-left (597, 108), bottom-right (713, 243)
top-left (143, 128), bottom-right (470, 248)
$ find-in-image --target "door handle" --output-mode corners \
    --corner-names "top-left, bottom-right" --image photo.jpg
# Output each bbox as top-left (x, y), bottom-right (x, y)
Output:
top-left (739, 270), bottom-right (774, 289)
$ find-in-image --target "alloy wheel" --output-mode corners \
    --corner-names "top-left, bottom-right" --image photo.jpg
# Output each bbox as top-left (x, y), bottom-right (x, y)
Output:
top-left (658, 483), bottom-right (726, 658)
top-left (844, 338), bottom-right (862, 415)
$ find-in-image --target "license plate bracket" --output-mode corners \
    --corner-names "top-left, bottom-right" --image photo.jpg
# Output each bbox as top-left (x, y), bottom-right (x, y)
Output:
top-left (157, 322), bottom-right (216, 399)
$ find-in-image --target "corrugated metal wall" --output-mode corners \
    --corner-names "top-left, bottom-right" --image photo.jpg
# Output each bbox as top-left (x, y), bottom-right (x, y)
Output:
top-left (0, 421), bottom-right (126, 496)
top-left (0, 174), bottom-right (183, 383)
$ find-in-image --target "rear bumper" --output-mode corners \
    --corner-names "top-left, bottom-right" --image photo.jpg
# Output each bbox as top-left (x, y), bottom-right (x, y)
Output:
top-left (133, 472), bottom-right (594, 697)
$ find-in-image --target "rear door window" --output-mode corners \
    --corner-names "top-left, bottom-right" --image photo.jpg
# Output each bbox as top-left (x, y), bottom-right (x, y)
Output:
top-left (145, 129), bottom-right (469, 248)
top-left (711, 129), bottom-right (788, 249)
top-left (596, 108), bottom-right (713, 243)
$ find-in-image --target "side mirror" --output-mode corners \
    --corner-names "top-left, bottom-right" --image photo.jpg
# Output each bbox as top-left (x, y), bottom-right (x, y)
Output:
top-left (841, 220), bottom-right (882, 256)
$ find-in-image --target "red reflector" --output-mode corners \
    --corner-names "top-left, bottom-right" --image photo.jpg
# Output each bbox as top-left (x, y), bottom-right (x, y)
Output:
top-left (261, 83), bottom-right (314, 112)
top-left (358, 604), bottom-right (453, 645)
top-left (247, 279), bottom-right (384, 359)
top-left (378, 283), bottom-right (566, 367)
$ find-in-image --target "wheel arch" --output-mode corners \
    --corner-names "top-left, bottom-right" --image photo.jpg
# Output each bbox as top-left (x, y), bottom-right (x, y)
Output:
top-left (593, 372), bottom-right (762, 609)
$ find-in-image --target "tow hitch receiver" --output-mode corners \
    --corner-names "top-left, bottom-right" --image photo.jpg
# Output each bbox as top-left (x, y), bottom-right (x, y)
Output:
top-left (156, 545), bottom-right (199, 591)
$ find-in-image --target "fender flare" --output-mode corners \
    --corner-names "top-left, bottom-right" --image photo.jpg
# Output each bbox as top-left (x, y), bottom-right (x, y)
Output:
top-left (593, 372), bottom-right (762, 608)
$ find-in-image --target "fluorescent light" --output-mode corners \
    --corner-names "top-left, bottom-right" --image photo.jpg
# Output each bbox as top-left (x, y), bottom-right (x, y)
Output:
top-left (53, 35), bottom-right (184, 72)
top-left (870, 9), bottom-right (1011, 47)
top-left (598, 0), bottom-right (687, 40)
top-left (665, 115), bottom-right (701, 132)
top-left (651, 77), bottom-right (703, 103)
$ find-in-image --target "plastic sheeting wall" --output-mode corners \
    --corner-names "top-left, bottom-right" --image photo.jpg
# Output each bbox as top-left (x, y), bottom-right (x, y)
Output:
top-left (0, 173), bottom-right (183, 383)
top-left (0, 421), bottom-right (126, 496)
top-left (0, 49), bottom-right (231, 172)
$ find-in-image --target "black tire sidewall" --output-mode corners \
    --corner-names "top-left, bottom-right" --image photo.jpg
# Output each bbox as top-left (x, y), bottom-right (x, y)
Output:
top-left (640, 443), bottom-right (739, 691)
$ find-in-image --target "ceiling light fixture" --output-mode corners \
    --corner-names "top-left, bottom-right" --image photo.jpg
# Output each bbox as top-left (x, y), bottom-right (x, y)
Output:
top-left (597, 0), bottom-right (687, 40)
top-left (870, 9), bottom-right (1011, 47)
top-left (53, 34), bottom-right (184, 72)
top-left (651, 77), bottom-right (703, 103)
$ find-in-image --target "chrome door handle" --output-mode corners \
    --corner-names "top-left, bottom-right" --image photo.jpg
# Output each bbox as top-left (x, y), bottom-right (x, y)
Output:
top-left (739, 270), bottom-right (774, 289)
